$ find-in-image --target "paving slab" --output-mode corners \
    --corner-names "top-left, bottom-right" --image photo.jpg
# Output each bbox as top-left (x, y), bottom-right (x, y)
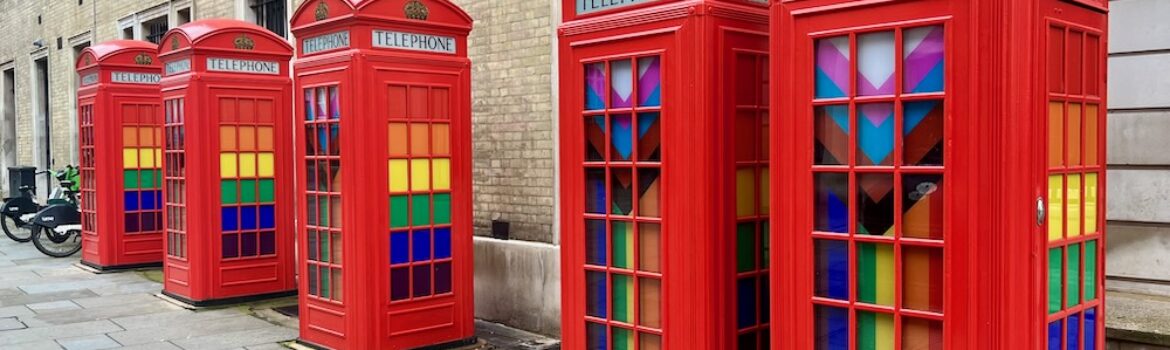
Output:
top-left (0, 289), bottom-right (98, 307)
top-left (108, 315), bottom-right (276, 346)
top-left (54, 334), bottom-right (121, 350)
top-left (30, 299), bottom-right (180, 325)
top-left (116, 342), bottom-right (184, 350)
top-left (0, 319), bottom-right (122, 346)
top-left (26, 300), bottom-right (80, 313)
top-left (71, 293), bottom-right (158, 309)
top-left (169, 326), bottom-right (297, 350)
top-left (0, 316), bottom-right (26, 331)
top-left (0, 339), bottom-right (61, 350)
top-left (108, 308), bottom-right (239, 330)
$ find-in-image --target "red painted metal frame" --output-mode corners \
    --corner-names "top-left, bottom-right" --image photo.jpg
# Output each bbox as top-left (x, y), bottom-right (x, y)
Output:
top-left (157, 19), bottom-right (296, 305)
top-left (770, 0), bottom-right (1107, 349)
top-left (75, 40), bottom-right (165, 271)
top-left (290, 1), bottom-right (475, 349)
top-left (558, 1), bottom-right (770, 349)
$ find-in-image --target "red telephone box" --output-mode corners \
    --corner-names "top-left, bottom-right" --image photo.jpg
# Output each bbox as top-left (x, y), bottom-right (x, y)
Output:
top-left (289, 1), bottom-right (474, 349)
top-left (771, 0), bottom-right (1107, 349)
top-left (558, 1), bottom-right (771, 349)
top-left (156, 19), bottom-right (296, 306)
top-left (75, 40), bottom-right (165, 271)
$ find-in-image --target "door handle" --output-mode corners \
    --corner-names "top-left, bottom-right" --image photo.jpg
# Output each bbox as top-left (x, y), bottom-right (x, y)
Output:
top-left (1036, 196), bottom-right (1046, 227)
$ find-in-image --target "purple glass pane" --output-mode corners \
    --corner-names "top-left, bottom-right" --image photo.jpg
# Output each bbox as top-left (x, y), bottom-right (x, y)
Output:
top-left (435, 262), bottom-right (452, 294)
top-left (222, 233), bottom-right (239, 259)
top-left (412, 264), bottom-right (432, 297)
top-left (125, 213), bottom-right (139, 233)
top-left (390, 267), bottom-right (409, 301)
top-left (241, 232), bottom-right (257, 257)
top-left (260, 231), bottom-right (275, 255)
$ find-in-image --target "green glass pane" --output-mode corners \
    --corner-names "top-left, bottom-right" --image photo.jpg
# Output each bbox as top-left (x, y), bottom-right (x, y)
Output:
top-left (433, 193), bottom-right (451, 225)
top-left (124, 170), bottom-right (140, 190)
top-left (612, 327), bottom-right (632, 350)
top-left (141, 170), bottom-right (156, 188)
top-left (612, 274), bottom-right (632, 323)
top-left (240, 180), bottom-right (258, 203)
top-left (612, 221), bottom-right (632, 269)
top-left (761, 220), bottom-right (770, 267)
top-left (321, 233), bottom-right (331, 262)
top-left (412, 195), bottom-right (431, 226)
top-left (320, 266), bottom-right (331, 299)
top-left (390, 195), bottom-right (409, 228)
top-left (258, 179), bottom-right (275, 202)
top-left (318, 196), bottom-right (330, 227)
top-left (736, 223), bottom-right (755, 272)
top-left (1048, 248), bottom-right (1062, 314)
top-left (220, 180), bottom-right (238, 204)
top-left (1085, 240), bottom-right (1098, 300)
top-left (1067, 243), bottom-right (1081, 307)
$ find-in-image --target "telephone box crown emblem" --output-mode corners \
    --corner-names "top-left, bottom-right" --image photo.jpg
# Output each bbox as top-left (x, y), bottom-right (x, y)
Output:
top-left (405, 0), bottom-right (429, 20)
top-left (315, 1), bottom-right (329, 21)
top-left (171, 37), bottom-right (179, 50)
top-left (134, 53), bottom-right (152, 65)
top-left (234, 34), bottom-right (255, 50)
top-left (83, 55), bottom-right (91, 65)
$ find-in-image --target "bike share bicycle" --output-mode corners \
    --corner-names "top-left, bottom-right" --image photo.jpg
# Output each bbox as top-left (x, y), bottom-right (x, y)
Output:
top-left (0, 168), bottom-right (50, 242)
top-left (28, 166), bottom-right (83, 257)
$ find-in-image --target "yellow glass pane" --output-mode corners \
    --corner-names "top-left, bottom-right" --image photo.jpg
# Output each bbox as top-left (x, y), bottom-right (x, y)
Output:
top-left (433, 158), bottom-right (451, 191)
top-left (1085, 104), bottom-right (1099, 165)
top-left (760, 167), bottom-right (771, 213)
top-left (139, 127), bottom-right (155, 147)
top-left (388, 123), bottom-right (408, 156)
top-left (257, 126), bottom-right (274, 151)
top-left (736, 168), bottom-right (757, 217)
top-left (1048, 175), bottom-right (1063, 241)
top-left (1067, 174), bottom-right (1082, 237)
top-left (220, 126), bottom-right (237, 151)
top-left (411, 159), bottom-right (430, 191)
top-left (140, 148), bottom-right (155, 168)
top-left (154, 149), bottom-right (163, 169)
top-left (258, 153), bottom-right (275, 177)
top-left (221, 153), bottom-right (238, 178)
top-left (123, 149), bottom-right (139, 169)
top-left (239, 153), bottom-right (257, 177)
top-left (432, 123), bottom-right (450, 155)
top-left (1068, 104), bottom-right (1082, 166)
top-left (1086, 173), bottom-right (1099, 234)
top-left (239, 126), bottom-right (257, 151)
top-left (389, 159), bottom-right (408, 192)
top-left (410, 124), bottom-right (429, 156)
top-left (1049, 102), bottom-right (1064, 167)
top-left (123, 127), bottom-right (138, 147)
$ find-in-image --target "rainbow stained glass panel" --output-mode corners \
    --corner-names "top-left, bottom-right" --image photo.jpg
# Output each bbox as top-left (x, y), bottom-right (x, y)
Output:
top-left (904, 100), bottom-right (945, 166)
top-left (857, 31), bottom-right (896, 96)
top-left (637, 112), bottom-right (661, 162)
top-left (857, 173), bottom-right (894, 236)
top-left (815, 105), bottom-right (850, 165)
top-left (638, 223), bottom-right (661, 273)
top-left (638, 278), bottom-right (661, 328)
top-left (585, 63), bottom-right (606, 110)
top-left (586, 322), bottom-right (607, 350)
top-left (856, 311), bottom-right (894, 350)
top-left (903, 246), bottom-right (944, 313)
top-left (815, 239), bottom-right (848, 300)
top-left (586, 116), bottom-right (606, 161)
top-left (610, 114), bottom-right (633, 161)
top-left (857, 243), bottom-right (894, 306)
top-left (611, 221), bottom-right (633, 269)
top-left (816, 36), bottom-right (851, 99)
top-left (638, 57), bottom-right (661, 107)
top-left (612, 274), bottom-right (634, 323)
top-left (612, 327), bottom-right (634, 350)
top-left (611, 168), bottom-right (633, 215)
top-left (904, 26), bottom-right (945, 93)
top-left (637, 168), bottom-right (660, 218)
top-left (903, 175), bottom-right (944, 240)
top-left (858, 103), bottom-right (894, 166)
top-left (903, 317), bottom-right (944, 350)
top-left (815, 305), bottom-right (849, 350)
top-left (815, 173), bottom-right (849, 233)
top-left (586, 271), bottom-right (607, 318)
top-left (611, 60), bottom-right (633, 109)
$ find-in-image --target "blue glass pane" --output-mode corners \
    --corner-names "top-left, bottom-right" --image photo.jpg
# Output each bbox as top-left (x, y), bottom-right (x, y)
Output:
top-left (1048, 320), bottom-right (1062, 350)
top-left (760, 275), bottom-right (770, 324)
top-left (586, 322), bottom-right (607, 350)
top-left (390, 231), bottom-right (409, 264)
top-left (412, 229), bottom-right (431, 262)
top-left (240, 206), bottom-right (258, 231)
top-left (124, 191), bottom-right (139, 211)
top-left (737, 278), bottom-right (758, 329)
top-left (1084, 308), bottom-right (1097, 349)
top-left (140, 191), bottom-right (158, 210)
top-left (259, 205), bottom-right (275, 229)
top-left (434, 227), bottom-right (451, 259)
top-left (304, 90), bottom-right (315, 120)
top-left (1067, 313), bottom-right (1080, 350)
top-left (222, 207), bottom-right (239, 231)
top-left (222, 233), bottom-right (239, 258)
top-left (585, 219), bottom-right (606, 266)
top-left (586, 271), bottom-right (607, 318)
top-left (815, 305), bottom-right (849, 350)
top-left (815, 239), bottom-right (849, 300)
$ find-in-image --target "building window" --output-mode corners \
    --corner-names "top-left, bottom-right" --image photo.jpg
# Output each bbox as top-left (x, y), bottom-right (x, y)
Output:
top-left (143, 16), bottom-right (169, 44)
top-left (251, 0), bottom-right (287, 37)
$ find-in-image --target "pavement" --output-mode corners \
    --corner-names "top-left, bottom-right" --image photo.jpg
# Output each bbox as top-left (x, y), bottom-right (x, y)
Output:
top-left (0, 235), bottom-right (560, 350)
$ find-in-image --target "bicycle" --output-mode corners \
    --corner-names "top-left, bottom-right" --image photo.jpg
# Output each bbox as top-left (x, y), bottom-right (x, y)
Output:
top-left (0, 169), bottom-right (50, 242)
top-left (28, 166), bottom-right (83, 257)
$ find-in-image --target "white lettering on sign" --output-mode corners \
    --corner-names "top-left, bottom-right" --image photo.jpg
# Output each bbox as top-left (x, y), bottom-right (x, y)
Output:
top-left (165, 58), bottom-right (191, 76)
top-left (111, 72), bottom-right (162, 84)
top-left (206, 58), bottom-right (280, 75)
top-left (577, 0), bottom-right (655, 14)
top-left (303, 31), bottom-right (350, 55)
top-left (80, 73), bottom-right (98, 86)
top-left (372, 30), bottom-right (456, 55)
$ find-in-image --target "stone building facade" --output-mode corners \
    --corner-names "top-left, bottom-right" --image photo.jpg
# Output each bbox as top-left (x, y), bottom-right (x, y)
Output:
top-left (0, 0), bottom-right (562, 337)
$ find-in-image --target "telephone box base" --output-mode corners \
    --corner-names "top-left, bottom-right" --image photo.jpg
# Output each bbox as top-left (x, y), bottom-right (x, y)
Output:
top-left (159, 289), bottom-right (297, 309)
top-left (295, 337), bottom-right (479, 350)
top-left (76, 261), bottom-right (162, 274)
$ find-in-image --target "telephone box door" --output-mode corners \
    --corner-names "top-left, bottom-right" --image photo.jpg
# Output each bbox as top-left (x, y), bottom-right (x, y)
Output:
top-left (378, 68), bottom-right (471, 350)
top-left (774, 1), bottom-right (954, 349)
top-left (113, 96), bottom-right (165, 263)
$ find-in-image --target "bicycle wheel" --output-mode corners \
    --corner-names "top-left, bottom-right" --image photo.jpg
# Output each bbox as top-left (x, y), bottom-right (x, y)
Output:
top-left (1, 204), bottom-right (35, 243)
top-left (31, 227), bottom-right (81, 258)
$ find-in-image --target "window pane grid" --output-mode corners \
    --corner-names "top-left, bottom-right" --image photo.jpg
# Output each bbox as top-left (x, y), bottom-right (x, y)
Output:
top-left (164, 98), bottom-right (188, 259)
top-left (812, 24), bottom-right (946, 349)
top-left (734, 52), bottom-right (771, 349)
top-left (121, 104), bottom-right (164, 236)
top-left (304, 86), bottom-right (343, 303)
top-left (80, 104), bottom-right (98, 236)
top-left (1045, 25), bottom-right (1104, 350)
top-left (583, 55), bottom-right (664, 350)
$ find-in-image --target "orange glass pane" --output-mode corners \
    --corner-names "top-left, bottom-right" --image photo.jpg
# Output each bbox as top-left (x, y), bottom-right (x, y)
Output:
top-left (123, 127), bottom-right (139, 147)
top-left (410, 124), bottom-right (429, 156)
top-left (1067, 104), bottom-right (1082, 166)
top-left (432, 124), bottom-right (451, 155)
top-left (139, 127), bottom-right (155, 147)
top-left (1085, 104), bottom-right (1098, 165)
top-left (239, 126), bottom-right (257, 151)
top-left (638, 278), bottom-right (662, 329)
top-left (219, 126), bottom-right (237, 151)
top-left (257, 126), bottom-right (274, 151)
top-left (388, 123), bottom-right (408, 156)
top-left (1048, 102), bottom-right (1064, 167)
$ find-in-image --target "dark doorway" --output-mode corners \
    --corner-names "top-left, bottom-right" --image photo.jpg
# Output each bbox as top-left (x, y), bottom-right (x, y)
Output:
top-left (1, 68), bottom-right (15, 197)
top-left (34, 57), bottom-right (50, 198)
